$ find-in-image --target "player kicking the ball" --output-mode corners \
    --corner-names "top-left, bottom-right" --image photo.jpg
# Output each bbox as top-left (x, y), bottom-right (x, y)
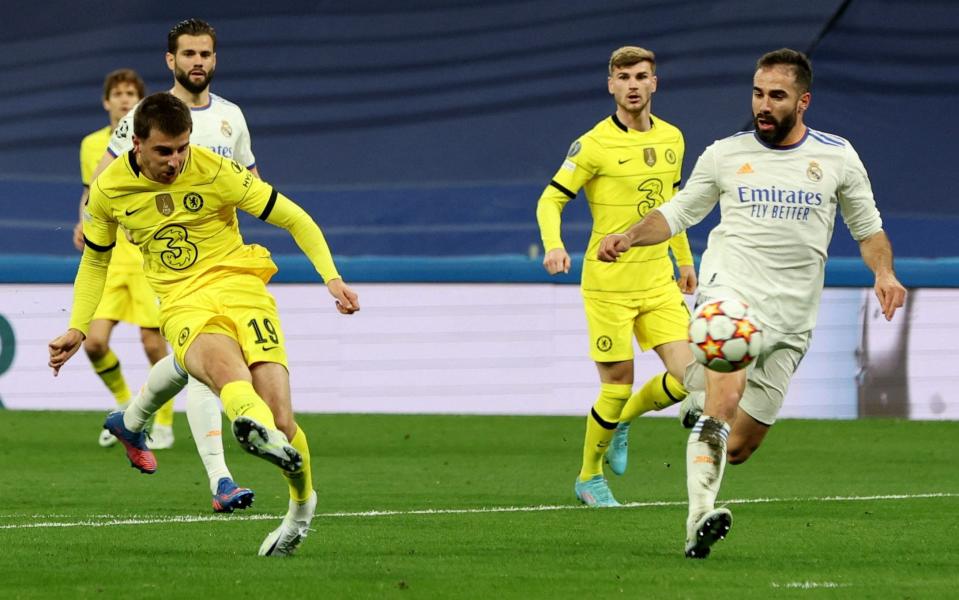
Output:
top-left (50, 92), bottom-right (359, 557)
top-left (598, 48), bottom-right (905, 557)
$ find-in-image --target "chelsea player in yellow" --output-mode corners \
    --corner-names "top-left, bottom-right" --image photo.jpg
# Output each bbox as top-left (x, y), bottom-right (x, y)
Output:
top-left (50, 92), bottom-right (360, 556)
top-left (536, 46), bottom-right (697, 506)
top-left (76, 69), bottom-right (173, 450)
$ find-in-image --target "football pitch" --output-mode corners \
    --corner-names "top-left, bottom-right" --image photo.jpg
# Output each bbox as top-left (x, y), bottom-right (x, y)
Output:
top-left (0, 411), bottom-right (955, 599)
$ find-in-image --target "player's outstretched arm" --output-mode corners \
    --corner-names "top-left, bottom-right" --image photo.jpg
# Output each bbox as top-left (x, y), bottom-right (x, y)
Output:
top-left (859, 230), bottom-right (906, 321)
top-left (597, 209), bottom-right (673, 262)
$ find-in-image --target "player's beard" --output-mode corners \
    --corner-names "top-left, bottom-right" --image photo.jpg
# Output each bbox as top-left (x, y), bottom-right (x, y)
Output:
top-left (754, 110), bottom-right (797, 145)
top-left (175, 65), bottom-right (215, 95)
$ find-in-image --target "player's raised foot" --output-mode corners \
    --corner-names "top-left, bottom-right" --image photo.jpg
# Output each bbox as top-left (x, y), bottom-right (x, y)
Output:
top-left (684, 507), bottom-right (733, 559)
top-left (103, 411), bottom-right (157, 474)
top-left (98, 427), bottom-right (118, 448)
top-left (232, 416), bottom-right (302, 472)
top-left (212, 477), bottom-right (255, 513)
top-left (258, 491), bottom-right (317, 557)
top-left (605, 421), bottom-right (630, 476)
top-left (574, 475), bottom-right (621, 507)
top-left (146, 424), bottom-right (174, 450)
top-left (679, 394), bottom-right (704, 429)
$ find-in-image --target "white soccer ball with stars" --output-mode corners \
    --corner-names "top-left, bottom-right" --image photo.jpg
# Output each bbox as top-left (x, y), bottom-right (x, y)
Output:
top-left (688, 298), bottom-right (763, 372)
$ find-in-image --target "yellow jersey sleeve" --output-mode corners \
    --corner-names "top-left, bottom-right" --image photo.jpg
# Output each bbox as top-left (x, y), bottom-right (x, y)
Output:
top-left (226, 161), bottom-right (341, 283)
top-left (79, 126), bottom-right (110, 187)
top-left (535, 137), bottom-right (600, 251)
top-left (69, 186), bottom-right (118, 334)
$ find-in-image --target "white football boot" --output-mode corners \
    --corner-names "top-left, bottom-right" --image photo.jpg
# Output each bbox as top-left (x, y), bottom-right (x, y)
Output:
top-left (258, 491), bottom-right (317, 557)
top-left (684, 507), bottom-right (733, 559)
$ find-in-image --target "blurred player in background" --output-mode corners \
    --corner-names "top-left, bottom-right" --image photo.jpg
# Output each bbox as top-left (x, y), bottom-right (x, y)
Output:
top-left (50, 92), bottom-right (359, 556)
top-left (75, 69), bottom-right (163, 450)
top-left (77, 18), bottom-right (262, 513)
top-left (536, 46), bottom-right (697, 507)
top-left (598, 48), bottom-right (906, 557)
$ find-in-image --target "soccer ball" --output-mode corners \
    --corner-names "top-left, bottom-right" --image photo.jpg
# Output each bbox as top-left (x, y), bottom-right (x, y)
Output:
top-left (688, 299), bottom-right (763, 372)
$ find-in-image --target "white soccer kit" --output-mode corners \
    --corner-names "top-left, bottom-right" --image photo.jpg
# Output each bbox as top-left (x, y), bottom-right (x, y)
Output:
top-left (657, 128), bottom-right (883, 335)
top-left (107, 93), bottom-right (256, 168)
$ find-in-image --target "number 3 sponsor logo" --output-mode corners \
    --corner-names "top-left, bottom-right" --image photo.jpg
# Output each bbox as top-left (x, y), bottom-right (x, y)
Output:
top-left (153, 224), bottom-right (198, 270)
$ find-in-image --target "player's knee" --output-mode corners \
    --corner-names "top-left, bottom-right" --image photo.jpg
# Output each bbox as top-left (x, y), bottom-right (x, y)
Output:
top-left (727, 442), bottom-right (759, 465)
top-left (83, 337), bottom-right (109, 360)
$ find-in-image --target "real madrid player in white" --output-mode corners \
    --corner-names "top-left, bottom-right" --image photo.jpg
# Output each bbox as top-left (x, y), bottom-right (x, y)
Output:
top-left (597, 48), bottom-right (906, 558)
top-left (78, 19), bottom-right (262, 513)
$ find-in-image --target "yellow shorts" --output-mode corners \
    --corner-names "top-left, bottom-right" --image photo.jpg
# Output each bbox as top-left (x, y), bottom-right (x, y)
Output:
top-left (160, 274), bottom-right (288, 370)
top-left (583, 287), bottom-right (689, 362)
top-left (92, 268), bottom-right (160, 328)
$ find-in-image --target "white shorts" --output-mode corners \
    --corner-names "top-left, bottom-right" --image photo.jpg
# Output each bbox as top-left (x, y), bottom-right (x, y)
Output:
top-left (685, 292), bottom-right (811, 425)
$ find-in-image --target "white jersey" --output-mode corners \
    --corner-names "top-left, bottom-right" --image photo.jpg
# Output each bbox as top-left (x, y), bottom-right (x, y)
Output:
top-left (107, 93), bottom-right (255, 168)
top-left (657, 128), bottom-right (883, 333)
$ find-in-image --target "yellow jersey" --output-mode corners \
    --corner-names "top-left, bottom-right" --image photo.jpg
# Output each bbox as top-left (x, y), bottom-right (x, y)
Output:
top-left (537, 114), bottom-right (693, 299)
top-left (80, 125), bottom-right (141, 273)
top-left (73, 146), bottom-right (340, 334)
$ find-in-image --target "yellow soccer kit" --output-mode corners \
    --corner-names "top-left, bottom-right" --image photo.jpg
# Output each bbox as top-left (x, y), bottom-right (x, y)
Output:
top-left (536, 114), bottom-right (693, 361)
top-left (81, 126), bottom-right (159, 326)
top-left (74, 145), bottom-right (340, 369)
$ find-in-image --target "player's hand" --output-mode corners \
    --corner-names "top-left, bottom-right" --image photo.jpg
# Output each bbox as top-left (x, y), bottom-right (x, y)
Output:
top-left (48, 328), bottom-right (85, 376)
top-left (327, 278), bottom-right (360, 315)
top-left (874, 272), bottom-right (906, 321)
top-left (72, 222), bottom-right (84, 251)
top-left (542, 248), bottom-right (571, 275)
top-left (597, 234), bottom-right (631, 262)
top-left (677, 265), bottom-right (698, 294)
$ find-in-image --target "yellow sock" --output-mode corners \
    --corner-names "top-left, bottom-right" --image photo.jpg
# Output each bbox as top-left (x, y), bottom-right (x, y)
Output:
top-left (154, 399), bottom-right (175, 427)
top-left (619, 372), bottom-right (687, 423)
top-left (578, 383), bottom-right (631, 481)
top-left (91, 350), bottom-right (131, 406)
top-left (220, 381), bottom-right (276, 429)
top-left (283, 425), bottom-right (313, 503)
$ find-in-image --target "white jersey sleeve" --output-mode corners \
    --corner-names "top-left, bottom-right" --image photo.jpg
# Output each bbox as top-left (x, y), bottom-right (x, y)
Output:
top-left (837, 144), bottom-right (882, 241)
top-left (231, 108), bottom-right (255, 169)
top-left (657, 143), bottom-right (721, 236)
top-left (106, 107), bottom-right (137, 157)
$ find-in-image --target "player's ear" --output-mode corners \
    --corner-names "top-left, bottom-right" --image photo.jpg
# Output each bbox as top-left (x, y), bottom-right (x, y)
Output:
top-left (798, 91), bottom-right (811, 114)
top-left (165, 52), bottom-right (175, 71)
top-left (102, 99), bottom-right (111, 112)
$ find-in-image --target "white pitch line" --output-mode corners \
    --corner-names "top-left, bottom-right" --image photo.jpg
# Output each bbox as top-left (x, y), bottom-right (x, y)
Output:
top-left (0, 492), bottom-right (956, 531)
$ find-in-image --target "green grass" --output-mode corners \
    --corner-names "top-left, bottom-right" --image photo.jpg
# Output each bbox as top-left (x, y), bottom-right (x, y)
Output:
top-left (0, 411), bottom-right (956, 599)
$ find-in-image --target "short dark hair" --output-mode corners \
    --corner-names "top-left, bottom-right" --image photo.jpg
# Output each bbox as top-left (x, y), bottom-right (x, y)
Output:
top-left (168, 18), bottom-right (216, 53)
top-left (756, 48), bottom-right (813, 93)
top-left (133, 92), bottom-right (192, 140)
top-left (102, 68), bottom-right (145, 101)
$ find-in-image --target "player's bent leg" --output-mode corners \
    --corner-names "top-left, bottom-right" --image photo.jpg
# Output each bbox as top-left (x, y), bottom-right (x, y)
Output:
top-left (726, 407), bottom-right (771, 465)
top-left (185, 334), bottom-right (301, 472)
top-left (609, 369), bottom-right (687, 475)
top-left (124, 354), bottom-right (188, 432)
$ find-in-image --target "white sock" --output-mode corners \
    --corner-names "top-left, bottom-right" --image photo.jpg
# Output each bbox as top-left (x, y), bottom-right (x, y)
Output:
top-left (186, 376), bottom-right (231, 494)
top-left (124, 355), bottom-right (187, 432)
top-left (686, 415), bottom-right (730, 523)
